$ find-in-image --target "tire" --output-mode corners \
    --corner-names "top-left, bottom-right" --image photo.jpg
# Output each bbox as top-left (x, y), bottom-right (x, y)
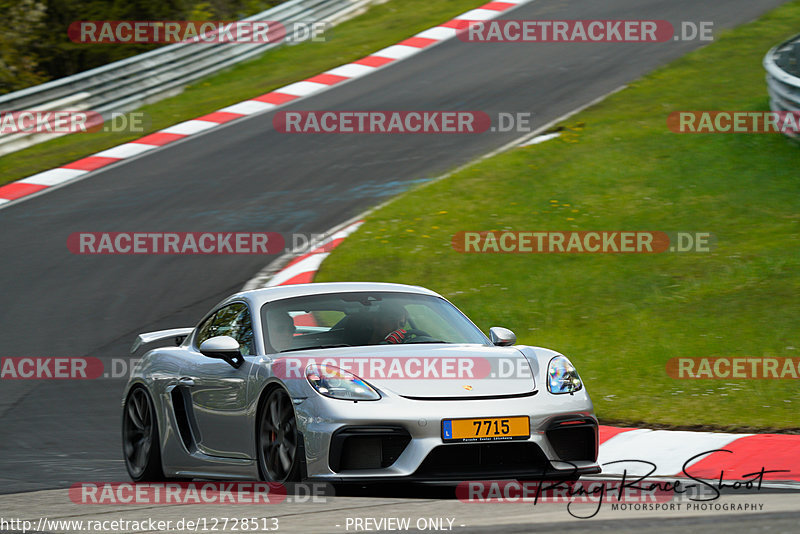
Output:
top-left (122, 386), bottom-right (166, 481)
top-left (257, 387), bottom-right (303, 482)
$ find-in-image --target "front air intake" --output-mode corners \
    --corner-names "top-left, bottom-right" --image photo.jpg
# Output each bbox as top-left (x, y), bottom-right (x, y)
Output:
top-left (546, 419), bottom-right (598, 462)
top-left (414, 442), bottom-right (549, 478)
top-left (329, 426), bottom-right (411, 472)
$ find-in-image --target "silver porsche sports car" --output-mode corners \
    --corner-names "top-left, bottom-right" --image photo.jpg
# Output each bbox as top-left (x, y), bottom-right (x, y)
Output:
top-left (123, 282), bottom-right (600, 482)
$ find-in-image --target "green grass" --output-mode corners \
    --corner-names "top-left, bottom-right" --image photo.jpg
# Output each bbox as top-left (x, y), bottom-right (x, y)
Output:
top-left (0, 0), bottom-right (489, 184)
top-left (317, 1), bottom-right (800, 432)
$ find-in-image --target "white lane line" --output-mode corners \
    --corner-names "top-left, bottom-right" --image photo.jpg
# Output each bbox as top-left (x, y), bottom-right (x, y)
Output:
top-left (520, 132), bottom-right (562, 146)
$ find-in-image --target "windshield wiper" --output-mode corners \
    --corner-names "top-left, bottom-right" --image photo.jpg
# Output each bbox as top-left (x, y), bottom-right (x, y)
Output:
top-left (406, 340), bottom-right (449, 344)
top-left (280, 344), bottom-right (351, 353)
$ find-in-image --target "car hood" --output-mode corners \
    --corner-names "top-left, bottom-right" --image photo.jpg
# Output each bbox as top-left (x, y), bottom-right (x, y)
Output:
top-left (273, 344), bottom-right (535, 399)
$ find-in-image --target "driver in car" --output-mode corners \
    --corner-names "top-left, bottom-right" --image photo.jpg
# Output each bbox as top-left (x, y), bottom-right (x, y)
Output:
top-left (372, 303), bottom-right (409, 344)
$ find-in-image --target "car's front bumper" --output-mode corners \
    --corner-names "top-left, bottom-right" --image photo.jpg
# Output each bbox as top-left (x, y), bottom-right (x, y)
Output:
top-left (295, 386), bottom-right (600, 481)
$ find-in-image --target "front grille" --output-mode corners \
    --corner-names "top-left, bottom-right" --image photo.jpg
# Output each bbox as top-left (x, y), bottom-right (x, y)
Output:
top-left (329, 426), bottom-right (411, 472)
top-left (414, 442), bottom-right (548, 478)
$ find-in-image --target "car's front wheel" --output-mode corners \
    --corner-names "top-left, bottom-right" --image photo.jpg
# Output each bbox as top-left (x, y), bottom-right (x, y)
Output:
top-left (122, 386), bottom-right (165, 481)
top-left (257, 387), bottom-right (302, 482)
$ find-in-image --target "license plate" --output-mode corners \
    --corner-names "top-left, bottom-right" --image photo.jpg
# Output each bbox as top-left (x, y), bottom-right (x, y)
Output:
top-left (441, 416), bottom-right (529, 442)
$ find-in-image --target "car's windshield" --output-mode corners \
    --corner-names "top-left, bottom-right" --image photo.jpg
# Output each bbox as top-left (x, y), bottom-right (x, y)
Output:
top-left (261, 291), bottom-right (489, 353)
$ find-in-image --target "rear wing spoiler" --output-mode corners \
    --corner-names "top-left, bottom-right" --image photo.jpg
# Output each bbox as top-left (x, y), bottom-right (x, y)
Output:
top-left (131, 327), bottom-right (194, 354)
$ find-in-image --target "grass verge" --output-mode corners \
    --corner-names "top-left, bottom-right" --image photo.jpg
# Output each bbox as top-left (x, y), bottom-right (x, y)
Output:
top-left (0, 0), bottom-right (489, 185)
top-left (317, 1), bottom-right (800, 431)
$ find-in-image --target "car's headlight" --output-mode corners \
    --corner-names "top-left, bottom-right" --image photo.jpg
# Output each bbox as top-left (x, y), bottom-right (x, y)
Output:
top-left (547, 355), bottom-right (583, 394)
top-left (305, 364), bottom-right (380, 401)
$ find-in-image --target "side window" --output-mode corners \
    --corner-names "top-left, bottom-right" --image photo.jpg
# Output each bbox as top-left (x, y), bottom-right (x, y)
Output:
top-left (195, 313), bottom-right (218, 347)
top-left (195, 303), bottom-right (255, 356)
top-left (232, 307), bottom-right (255, 356)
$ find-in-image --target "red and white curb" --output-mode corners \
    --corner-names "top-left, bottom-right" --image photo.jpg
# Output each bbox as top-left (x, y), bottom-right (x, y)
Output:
top-left (262, 224), bottom-right (800, 483)
top-left (265, 220), bottom-right (363, 287)
top-left (598, 427), bottom-right (800, 482)
top-left (0, 0), bottom-right (531, 209)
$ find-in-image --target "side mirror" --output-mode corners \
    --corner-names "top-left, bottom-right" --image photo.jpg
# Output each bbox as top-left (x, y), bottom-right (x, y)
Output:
top-left (200, 336), bottom-right (244, 368)
top-left (489, 327), bottom-right (516, 346)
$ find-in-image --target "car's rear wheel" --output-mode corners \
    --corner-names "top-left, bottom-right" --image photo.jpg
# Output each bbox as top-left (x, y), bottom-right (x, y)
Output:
top-left (257, 387), bottom-right (302, 482)
top-left (122, 386), bottom-right (165, 481)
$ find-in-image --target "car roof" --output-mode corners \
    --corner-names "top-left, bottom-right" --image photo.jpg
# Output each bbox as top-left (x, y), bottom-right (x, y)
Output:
top-left (225, 282), bottom-right (442, 308)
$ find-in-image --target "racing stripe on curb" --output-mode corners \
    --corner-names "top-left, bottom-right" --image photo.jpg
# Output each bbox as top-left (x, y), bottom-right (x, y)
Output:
top-left (598, 428), bottom-right (750, 477)
top-left (598, 425), bottom-right (637, 444)
top-left (267, 220), bottom-right (363, 287)
top-left (598, 428), bottom-right (800, 481)
top-left (0, 0), bottom-right (532, 208)
top-left (682, 433), bottom-right (800, 481)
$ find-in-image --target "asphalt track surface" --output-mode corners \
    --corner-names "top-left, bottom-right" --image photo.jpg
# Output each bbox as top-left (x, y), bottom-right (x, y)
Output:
top-left (0, 0), bottom-right (793, 525)
top-left (0, 484), bottom-right (798, 533)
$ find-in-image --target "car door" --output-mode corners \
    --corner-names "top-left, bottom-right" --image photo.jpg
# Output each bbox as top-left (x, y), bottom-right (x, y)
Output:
top-left (181, 302), bottom-right (258, 459)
